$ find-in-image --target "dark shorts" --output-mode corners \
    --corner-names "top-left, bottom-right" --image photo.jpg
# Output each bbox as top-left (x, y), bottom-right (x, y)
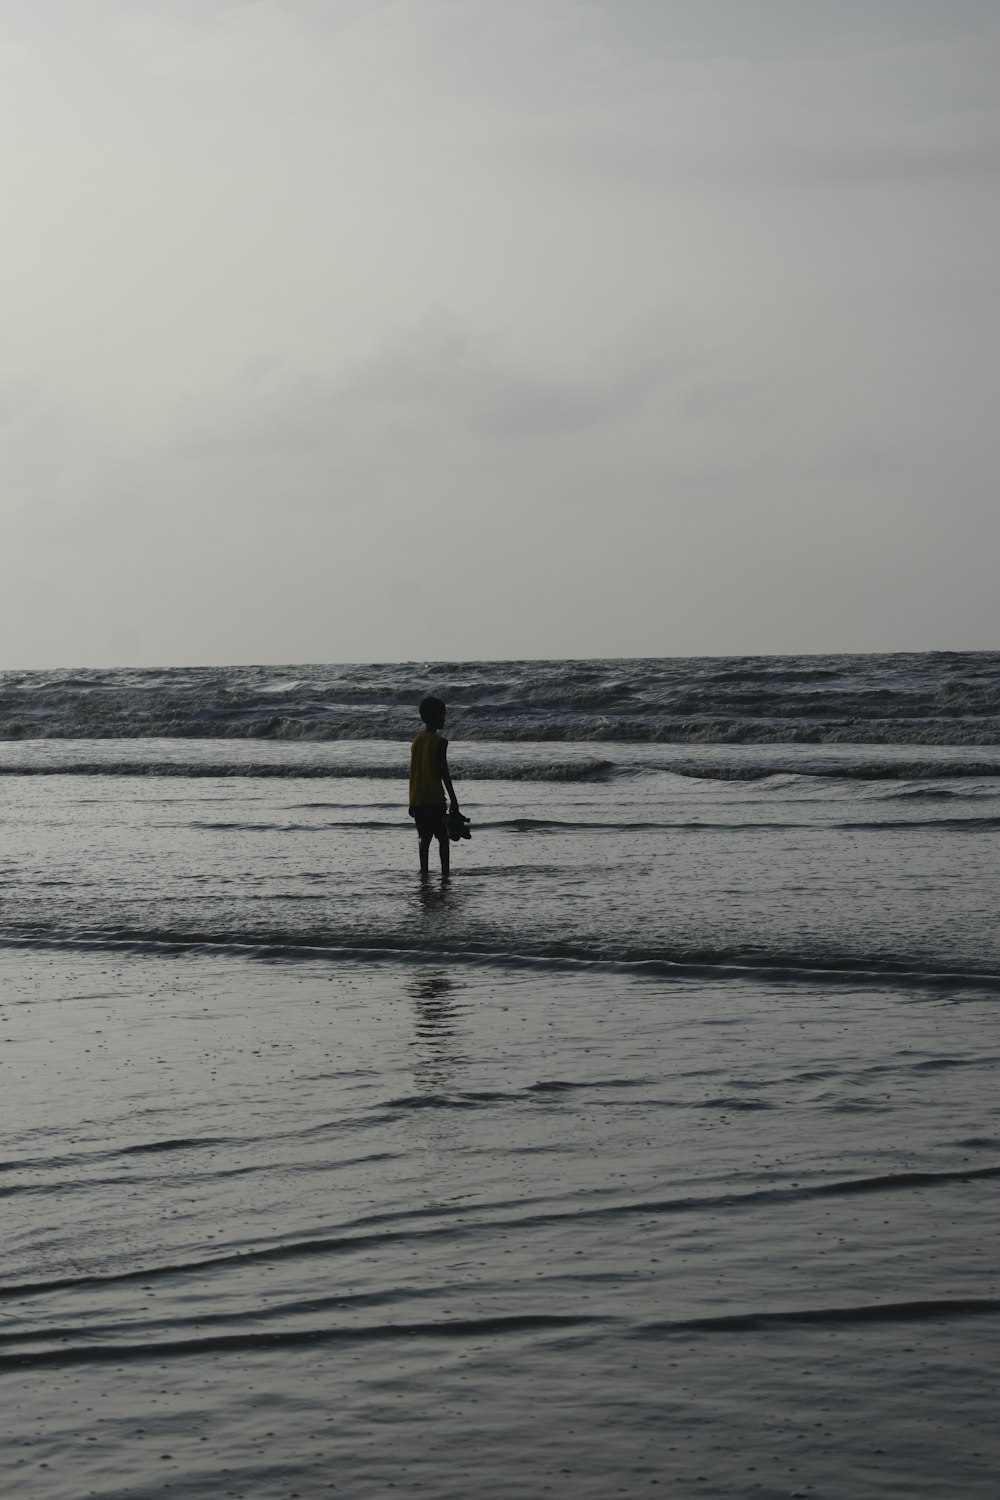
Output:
top-left (409, 805), bottom-right (448, 838)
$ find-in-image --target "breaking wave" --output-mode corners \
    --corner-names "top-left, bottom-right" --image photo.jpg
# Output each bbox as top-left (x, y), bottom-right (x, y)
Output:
top-left (0, 753), bottom-right (997, 783)
top-left (1, 651), bottom-right (998, 746)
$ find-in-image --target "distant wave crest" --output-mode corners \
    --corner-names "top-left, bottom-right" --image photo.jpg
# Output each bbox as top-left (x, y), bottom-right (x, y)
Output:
top-left (1, 652), bottom-right (998, 747)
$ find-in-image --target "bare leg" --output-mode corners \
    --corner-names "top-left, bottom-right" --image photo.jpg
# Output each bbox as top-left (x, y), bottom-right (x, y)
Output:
top-left (418, 833), bottom-right (433, 874)
top-left (438, 829), bottom-right (450, 878)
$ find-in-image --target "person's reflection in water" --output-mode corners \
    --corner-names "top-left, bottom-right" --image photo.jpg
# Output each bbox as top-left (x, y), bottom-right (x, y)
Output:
top-left (407, 969), bottom-right (465, 1090)
top-left (411, 866), bottom-right (463, 934)
top-left (416, 878), bottom-right (449, 915)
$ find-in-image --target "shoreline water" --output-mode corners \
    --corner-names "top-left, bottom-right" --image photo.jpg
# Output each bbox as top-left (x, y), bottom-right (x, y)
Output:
top-left (1, 737), bottom-right (997, 980)
top-left (2, 654), bottom-right (998, 1497)
top-left (3, 947), bottom-right (998, 1498)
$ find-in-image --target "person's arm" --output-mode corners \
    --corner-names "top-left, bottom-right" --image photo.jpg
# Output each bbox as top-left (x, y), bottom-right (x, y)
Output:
top-left (436, 739), bottom-right (459, 811)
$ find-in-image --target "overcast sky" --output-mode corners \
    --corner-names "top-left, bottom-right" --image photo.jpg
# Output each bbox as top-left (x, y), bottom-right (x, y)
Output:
top-left (2, 0), bottom-right (997, 667)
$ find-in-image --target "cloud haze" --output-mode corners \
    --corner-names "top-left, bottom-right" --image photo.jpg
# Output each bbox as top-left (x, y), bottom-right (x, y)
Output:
top-left (2, 0), bottom-right (997, 666)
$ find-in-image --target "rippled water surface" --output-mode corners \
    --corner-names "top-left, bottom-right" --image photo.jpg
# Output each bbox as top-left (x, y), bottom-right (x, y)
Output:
top-left (2, 650), bottom-right (998, 744)
top-left (0, 740), bottom-right (998, 979)
top-left (2, 666), bottom-right (999, 1498)
top-left (4, 949), bottom-right (998, 1500)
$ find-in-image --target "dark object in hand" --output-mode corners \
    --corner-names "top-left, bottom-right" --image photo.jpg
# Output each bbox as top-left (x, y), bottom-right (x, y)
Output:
top-left (446, 811), bottom-right (471, 842)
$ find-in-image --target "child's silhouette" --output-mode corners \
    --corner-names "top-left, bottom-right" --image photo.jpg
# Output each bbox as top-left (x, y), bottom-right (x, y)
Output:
top-left (408, 696), bottom-right (462, 877)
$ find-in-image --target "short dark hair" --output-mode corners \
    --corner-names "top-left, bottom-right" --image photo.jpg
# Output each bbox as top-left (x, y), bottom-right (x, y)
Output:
top-left (419, 696), bottom-right (446, 728)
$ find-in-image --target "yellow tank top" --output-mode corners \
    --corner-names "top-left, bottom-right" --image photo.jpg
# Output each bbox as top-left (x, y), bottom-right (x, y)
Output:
top-left (409, 730), bottom-right (446, 806)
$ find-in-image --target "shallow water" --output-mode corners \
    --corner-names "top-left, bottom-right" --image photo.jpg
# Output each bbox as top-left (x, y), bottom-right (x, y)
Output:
top-left (3, 949), bottom-right (998, 1499)
top-left (1, 721), bottom-right (998, 1497)
top-left (0, 740), bottom-right (998, 980)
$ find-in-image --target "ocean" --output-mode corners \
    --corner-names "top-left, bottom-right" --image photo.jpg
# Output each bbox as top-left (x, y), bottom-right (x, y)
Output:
top-left (2, 652), bottom-right (998, 1499)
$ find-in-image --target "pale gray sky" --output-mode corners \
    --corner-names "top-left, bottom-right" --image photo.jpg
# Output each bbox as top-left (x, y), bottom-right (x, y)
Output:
top-left (2, 0), bottom-right (997, 666)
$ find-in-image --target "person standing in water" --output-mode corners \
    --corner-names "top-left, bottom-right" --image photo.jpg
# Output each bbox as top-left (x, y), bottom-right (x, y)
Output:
top-left (408, 696), bottom-right (462, 876)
